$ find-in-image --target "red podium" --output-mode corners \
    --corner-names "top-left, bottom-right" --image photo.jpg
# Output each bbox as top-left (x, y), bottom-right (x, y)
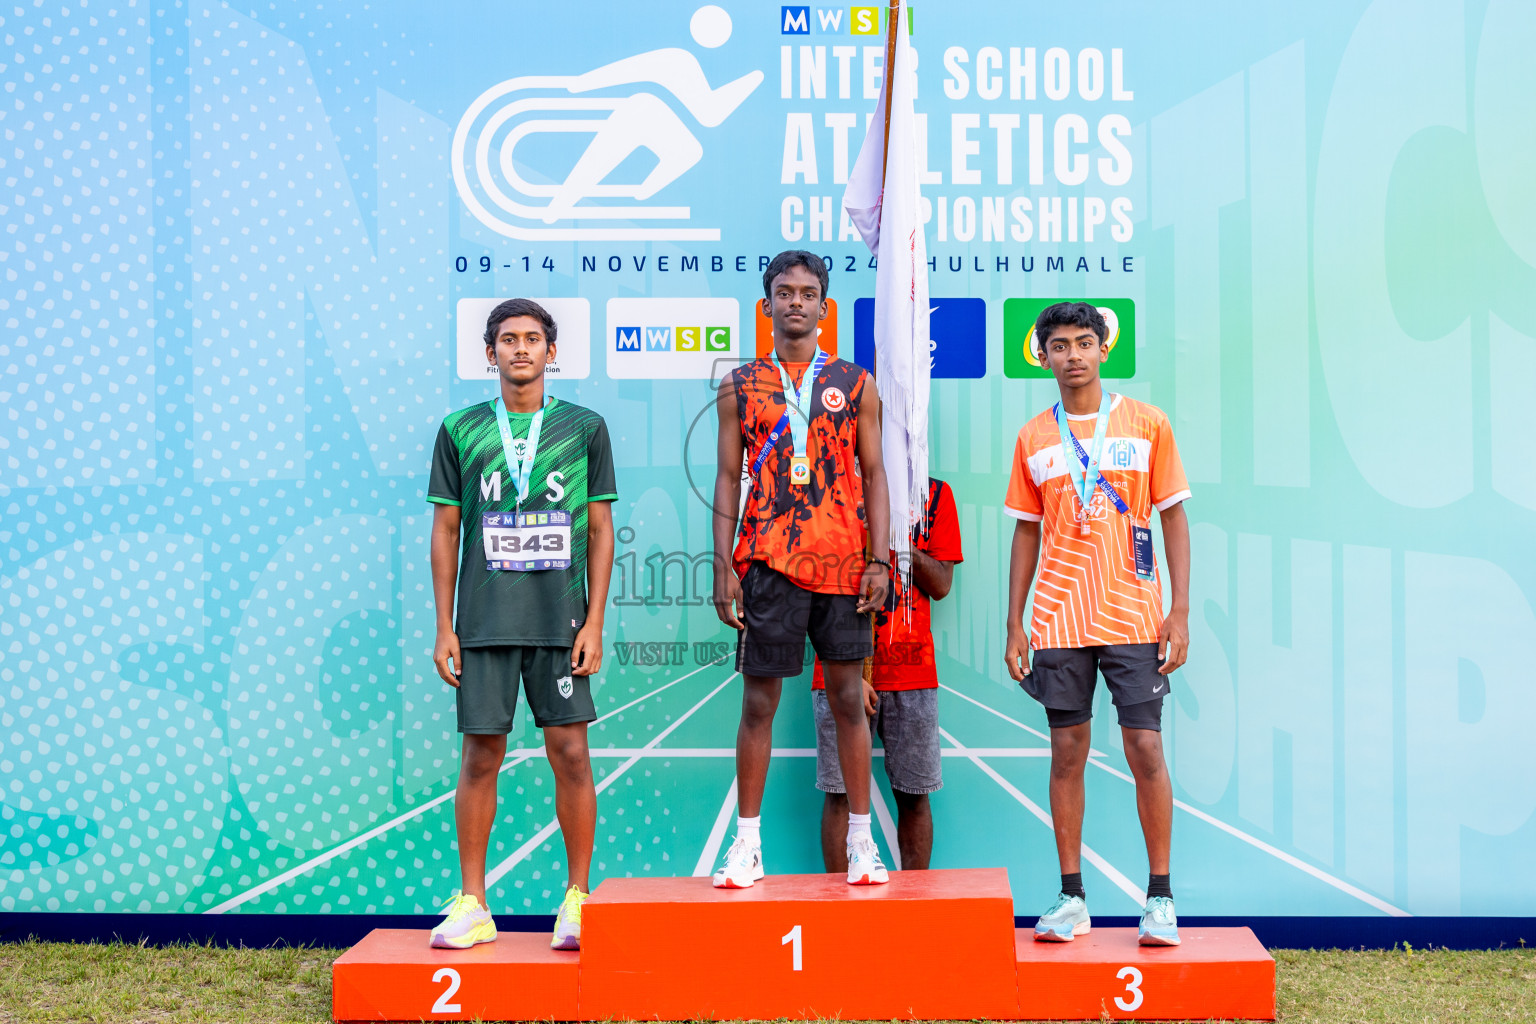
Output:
top-left (333, 931), bottom-right (579, 1022)
top-left (580, 868), bottom-right (1019, 1020)
top-left (1015, 926), bottom-right (1275, 1020)
top-left (332, 869), bottom-right (1275, 1021)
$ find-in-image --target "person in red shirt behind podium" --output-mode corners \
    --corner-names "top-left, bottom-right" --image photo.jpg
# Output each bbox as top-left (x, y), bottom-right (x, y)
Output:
top-left (812, 477), bottom-right (963, 872)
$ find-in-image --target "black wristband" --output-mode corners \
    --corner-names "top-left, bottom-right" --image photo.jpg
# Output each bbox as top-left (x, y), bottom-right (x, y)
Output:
top-left (867, 557), bottom-right (891, 570)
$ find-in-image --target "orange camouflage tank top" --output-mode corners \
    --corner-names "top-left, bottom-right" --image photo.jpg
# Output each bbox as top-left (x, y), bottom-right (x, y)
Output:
top-left (730, 355), bottom-right (870, 595)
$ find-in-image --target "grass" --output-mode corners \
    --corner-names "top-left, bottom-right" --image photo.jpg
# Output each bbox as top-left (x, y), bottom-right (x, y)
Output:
top-left (0, 941), bottom-right (332, 1024)
top-left (0, 941), bottom-right (1532, 1023)
top-left (1272, 947), bottom-right (1535, 1022)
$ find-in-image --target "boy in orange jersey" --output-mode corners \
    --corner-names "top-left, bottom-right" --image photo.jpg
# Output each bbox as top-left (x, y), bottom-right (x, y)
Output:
top-left (711, 250), bottom-right (893, 888)
top-left (1002, 301), bottom-right (1191, 946)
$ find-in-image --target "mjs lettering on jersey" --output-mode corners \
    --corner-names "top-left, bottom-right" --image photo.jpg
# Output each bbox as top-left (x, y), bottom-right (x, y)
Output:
top-left (479, 469), bottom-right (570, 504)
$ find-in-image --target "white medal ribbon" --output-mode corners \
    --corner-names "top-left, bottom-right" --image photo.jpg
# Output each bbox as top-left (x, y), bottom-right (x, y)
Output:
top-left (772, 348), bottom-right (829, 462)
top-left (493, 395), bottom-right (554, 506)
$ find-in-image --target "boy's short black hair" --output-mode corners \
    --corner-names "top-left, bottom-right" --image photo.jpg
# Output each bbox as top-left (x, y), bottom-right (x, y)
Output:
top-left (1033, 301), bottom-right (1107, 355)
top-left (762, 250), bottom-right (829, 302)
top-left (484, 298), bottom-right (557, 348)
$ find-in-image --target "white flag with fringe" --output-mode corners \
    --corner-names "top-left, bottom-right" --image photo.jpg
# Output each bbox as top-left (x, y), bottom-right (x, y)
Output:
top-left (841, 0), bottom-right (930, 575)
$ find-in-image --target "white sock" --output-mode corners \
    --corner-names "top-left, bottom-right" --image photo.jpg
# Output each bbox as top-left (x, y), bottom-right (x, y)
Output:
top-left (847, 812), bottom-right (872, 842)
top-left (737, 815), bottom-right (761, 845)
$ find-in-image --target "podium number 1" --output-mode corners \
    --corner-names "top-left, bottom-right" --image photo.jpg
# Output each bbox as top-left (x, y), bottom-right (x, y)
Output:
top-left (781, 924), bottom-right (803, 971)
top-left (1114, 966), bottom-right (1144, 1012)
top-left (432, 968), bottom-right (462, 1014)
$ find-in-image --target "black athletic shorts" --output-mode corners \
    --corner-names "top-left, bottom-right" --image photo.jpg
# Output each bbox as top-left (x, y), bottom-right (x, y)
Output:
top-left (1021, 643), bottom-right (1168, 731)
top-left (735, 561), bottom-right (874, 677)
top-left (457, 645), bottom-right (596, 732)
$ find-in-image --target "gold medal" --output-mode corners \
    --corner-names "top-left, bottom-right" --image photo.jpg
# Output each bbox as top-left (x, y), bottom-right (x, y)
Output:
top-left (789, 455), bottom-right (811, 485)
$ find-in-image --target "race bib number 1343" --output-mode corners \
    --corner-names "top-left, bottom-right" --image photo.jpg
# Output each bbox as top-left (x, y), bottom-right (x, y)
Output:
top-left (482, 510), bottom-right (572, 571)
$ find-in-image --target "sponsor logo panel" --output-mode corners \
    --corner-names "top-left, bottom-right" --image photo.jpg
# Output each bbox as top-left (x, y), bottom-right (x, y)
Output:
top-left (1002, 298), bottom-right (1136, 379)
top-left (854, 296), bottom-right (985, 378)
top-left (456, 297), bottom-right (592, 380)
top-left (606, 297), bottom-right (741, 379)
top-left (754, 298), bottom-right (839, 358)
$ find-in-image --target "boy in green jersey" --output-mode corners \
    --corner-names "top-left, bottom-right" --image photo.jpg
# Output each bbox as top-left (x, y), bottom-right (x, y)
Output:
top-left (425, 299), bottom-right (617, 951)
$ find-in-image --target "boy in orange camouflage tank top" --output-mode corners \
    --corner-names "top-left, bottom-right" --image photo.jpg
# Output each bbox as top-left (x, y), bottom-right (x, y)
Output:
top-left (710, 251), bottom-right (893, 888)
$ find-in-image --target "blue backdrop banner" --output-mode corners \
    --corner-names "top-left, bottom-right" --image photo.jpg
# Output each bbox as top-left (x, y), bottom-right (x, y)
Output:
top-left (2, 0), bottom-right (1534, 923)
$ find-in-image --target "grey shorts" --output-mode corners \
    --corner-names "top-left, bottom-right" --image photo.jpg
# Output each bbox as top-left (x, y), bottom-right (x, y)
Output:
top-left (457, 645), bottom-right (595, 732)
top-left (813, 687), bottom-right (942, 796)
top-left (1021, 643), bottom-right (1167, 731)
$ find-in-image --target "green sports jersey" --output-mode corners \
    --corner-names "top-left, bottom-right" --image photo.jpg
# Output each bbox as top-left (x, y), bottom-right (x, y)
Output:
top-left (427, 397), bottom-right (617, 646)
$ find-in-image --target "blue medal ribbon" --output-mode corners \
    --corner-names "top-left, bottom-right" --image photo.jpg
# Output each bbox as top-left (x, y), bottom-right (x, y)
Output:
top-left (750, 413), bottom-right (790, 477)
top-left (1054, 391), bottom-right (1129, 520)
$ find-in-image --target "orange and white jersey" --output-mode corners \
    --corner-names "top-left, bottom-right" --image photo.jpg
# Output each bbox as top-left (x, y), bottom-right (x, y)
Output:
top-left (1003, 393), bottom-right (1190, 649)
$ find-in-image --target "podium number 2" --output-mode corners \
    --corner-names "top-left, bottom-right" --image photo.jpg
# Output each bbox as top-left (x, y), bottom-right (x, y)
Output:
top-left (781, 924), bottom-right (802, 971)
top-left (432, 968), bottom-right (462, 1014)
top-left (1114, 966), bottom-right (1144, 1012)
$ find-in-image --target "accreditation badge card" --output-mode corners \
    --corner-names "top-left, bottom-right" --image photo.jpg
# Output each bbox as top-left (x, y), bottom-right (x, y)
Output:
top-left (482, 510), bottom-right (572, 571)
top-left (1131, 523), bottom-right (1156, 581)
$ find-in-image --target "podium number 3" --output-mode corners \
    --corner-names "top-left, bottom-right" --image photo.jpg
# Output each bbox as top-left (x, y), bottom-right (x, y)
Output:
top-left (781, 924), bottom-right (803, 971)
top-left (432, 968), bottom-right (462, 1014)
top-left (1114, 966), bottom-right (1144, 1012)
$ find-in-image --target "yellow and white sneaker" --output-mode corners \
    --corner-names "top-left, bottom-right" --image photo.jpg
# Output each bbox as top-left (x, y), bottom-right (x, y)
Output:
top-left (429, 890), bottom-right (496, 949)
top-left (551, 885), bottom-right (588, 950)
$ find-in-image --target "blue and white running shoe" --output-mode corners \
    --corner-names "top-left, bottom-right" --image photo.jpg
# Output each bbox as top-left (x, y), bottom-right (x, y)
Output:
top-left (1034, 893), bottom-right (1091, 941)
top-left (1138, 895), bottom-right (1181, 945)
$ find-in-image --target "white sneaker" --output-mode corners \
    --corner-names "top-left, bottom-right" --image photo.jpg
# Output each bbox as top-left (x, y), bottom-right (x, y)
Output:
top-left (429, 890), bottom-right (496, 949)
top-left (711, 835), bottom-right (764, 888)
top-left (846, 832), bottom-right (889, 885)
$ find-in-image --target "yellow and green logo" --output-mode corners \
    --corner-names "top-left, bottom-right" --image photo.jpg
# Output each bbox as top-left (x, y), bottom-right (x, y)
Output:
top-left (1002, 298), bottom-right (1136, 379)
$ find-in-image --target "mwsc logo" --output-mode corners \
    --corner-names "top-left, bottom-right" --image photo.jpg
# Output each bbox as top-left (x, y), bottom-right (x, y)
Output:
top-left (452, 5), bottom-right (763, 242)
top-left (780, 6), bottom-right (911, 35)
top-left (615, 326), bottom-right (733, 353)
top-left (607, 297), bottom-right (740, 379)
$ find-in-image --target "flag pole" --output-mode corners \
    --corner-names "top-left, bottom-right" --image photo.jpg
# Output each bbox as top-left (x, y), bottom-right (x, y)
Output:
top-left (865, 0), bottom-right (902, 686)
top-left (880, 0), bottom-right (901, 184)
